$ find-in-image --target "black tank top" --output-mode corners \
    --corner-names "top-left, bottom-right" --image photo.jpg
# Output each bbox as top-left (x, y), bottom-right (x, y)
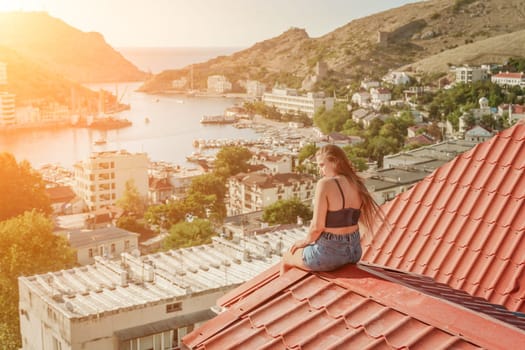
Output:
top-left (325, 178), bottom-right (361, 228)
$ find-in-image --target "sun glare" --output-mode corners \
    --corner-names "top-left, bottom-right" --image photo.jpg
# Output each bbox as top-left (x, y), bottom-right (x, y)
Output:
top-left (0, 0), bottom-right (45, 12)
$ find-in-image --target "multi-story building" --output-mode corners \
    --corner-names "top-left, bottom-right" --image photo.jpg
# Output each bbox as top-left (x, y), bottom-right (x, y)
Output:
top-left (370, 87), bottom-right (391, 106)
top-left (171, 77), bottom-right (188, 90)
top-left (382, 71), bottom-right (411, 85)
top-left (262, 88), bottom-right (334, 117)
top-left (245, 80), bottom-right (266, 97)
top-left (351, 91), bottom-right (371, 107)
top-left (74, 151), bottom-right (149, 211)
top-left (227, 172), bottom-right (315, 216)
top-left (0, 92), bottom-right (16, 126)
top-left (18, 227), bottom-right (304, 350)
top-left (206, 75), bottom-right (232, 94)
top-left (0, 61), bottom-right (7, 87)
top-left (249, 151), bottom-right (293, 174)
top-left (454, 66), bottom-right (488, 84)
top-left (66, 226), bottom-right (140, 265)
top-left (491, 71), bottom-right (525, 87)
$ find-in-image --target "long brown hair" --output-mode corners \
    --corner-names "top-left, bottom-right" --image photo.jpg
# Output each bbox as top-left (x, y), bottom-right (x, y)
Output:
top-left (316, 144), bottom-right (383, 233)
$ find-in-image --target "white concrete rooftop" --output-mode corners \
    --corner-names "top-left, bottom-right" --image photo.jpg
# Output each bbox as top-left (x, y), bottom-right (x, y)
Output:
top-left (19, 226), bottom-right (307, 321)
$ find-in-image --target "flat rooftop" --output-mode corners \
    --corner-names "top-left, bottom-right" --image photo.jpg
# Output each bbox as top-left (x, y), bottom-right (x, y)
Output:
top-left (19, 226), bottom-right (306, 321)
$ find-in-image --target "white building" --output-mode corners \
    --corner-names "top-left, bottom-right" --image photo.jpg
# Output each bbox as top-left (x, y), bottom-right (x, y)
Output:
top-left (227, 172), bottom-right (315, 216)
top-left (249, 152), bottom-right (293, 174)
top-left (74, 151), bottom-right (149, 211)
top-left (491, 72), bottom-right (525, 87)
top-left (0, 92), bottom-right (16, 126)
top-left (464, 125), bottom-right (493, 143)
top-left (351, 91), bottom-right (371, 107)
top-left (454, 66), bottom-right (488, 84)
top-left (245, 80), bottom-right (266, 97)
top-left (0, 61), bottom-right (7, 86)
top-left (262, 88), bottom-right (334, 117)
top-left (382, 71), bottom-right (411, 85)
top-left (360, 80), bottom-right (380, 90)
top-left (171, 77), bottom-right (188, 90)
top-left (370, 87), bottom-right (391, 106)
top-left (207, 75), bottom-right (232, 94)
top-left (18, 227), bottom-right (306, 350)
top-left (66, 227), bottom-right (140, 265)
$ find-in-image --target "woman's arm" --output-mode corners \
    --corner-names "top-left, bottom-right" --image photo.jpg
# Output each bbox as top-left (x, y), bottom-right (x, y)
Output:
top-left (290, 179), bottom-right (327, 252)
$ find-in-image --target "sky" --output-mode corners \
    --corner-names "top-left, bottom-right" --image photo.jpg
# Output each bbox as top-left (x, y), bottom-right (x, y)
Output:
top-left (0, 0), bottom-right (422, 48)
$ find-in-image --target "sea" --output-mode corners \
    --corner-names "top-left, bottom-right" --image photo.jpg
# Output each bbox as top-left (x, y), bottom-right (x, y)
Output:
top-left (0, 47), bottom-right (263, 170)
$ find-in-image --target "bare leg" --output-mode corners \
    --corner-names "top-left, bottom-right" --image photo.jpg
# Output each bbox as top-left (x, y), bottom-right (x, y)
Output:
top-left (280, 247), bottom-right (310, 275)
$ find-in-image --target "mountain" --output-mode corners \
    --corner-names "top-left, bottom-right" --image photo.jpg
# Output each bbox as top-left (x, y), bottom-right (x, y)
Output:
top-left (139, 0), bottom-right (525, 93)
top-left (401, 29), bottom-right (525, 72)
top-left (0, 45), bottom-right (98, 105)
top-left (0, 11), bottom-right (146, 83)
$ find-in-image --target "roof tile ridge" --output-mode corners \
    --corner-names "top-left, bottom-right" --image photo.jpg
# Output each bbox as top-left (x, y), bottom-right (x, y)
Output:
top-left (345, 264), bottom-right (525, 346)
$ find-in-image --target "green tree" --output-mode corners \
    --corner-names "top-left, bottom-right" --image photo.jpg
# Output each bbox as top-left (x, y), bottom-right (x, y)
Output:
top-left (116, 215), bottom-right (151, 235)
top-left (262, 198), bottom-right (312, 225)
top-left (313, 103), bottom-right (349, 134)
top-left (0, 211), bottom-right (76, 348)
top-left (188, 174), bottom-right (227, 222)
top-left (342, 145), bottom-right (368, 172)
top-left (116, 179), bottom-right (146, 216)
top-left (213, 146), bottom-right (252, 178)
top-left (297, 143), bottom-right (318, 164)
top-left (0, 153), bottom-right (51, 221)
top-left (163, 218), bottom-right (215, 249)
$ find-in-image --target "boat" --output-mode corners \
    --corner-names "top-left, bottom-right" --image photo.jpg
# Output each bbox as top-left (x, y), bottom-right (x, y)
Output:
top-left (88, 116), bottom-right (132, 130)
top-left (200, 115), bottom-right (237, 124)
top-left (93, 139), bottom-right (107, 146)
top-left (145, 117), bottom-right (150, 124)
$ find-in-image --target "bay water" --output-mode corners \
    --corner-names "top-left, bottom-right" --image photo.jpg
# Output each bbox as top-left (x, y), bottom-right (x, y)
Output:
top-left (0, 47), bottom-right (259, 170)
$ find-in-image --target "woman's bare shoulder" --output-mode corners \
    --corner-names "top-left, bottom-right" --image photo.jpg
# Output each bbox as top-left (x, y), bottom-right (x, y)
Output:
top-left (316, 177), bottom-right (334, 190)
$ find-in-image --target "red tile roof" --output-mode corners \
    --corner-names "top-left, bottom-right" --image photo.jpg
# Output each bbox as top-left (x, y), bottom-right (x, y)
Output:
top-left (362, 122), bottom-right (525, 313)
top-left (182, 123), bottom-right (525, 350)
top-left (183, 265), bottom-right (525, 350)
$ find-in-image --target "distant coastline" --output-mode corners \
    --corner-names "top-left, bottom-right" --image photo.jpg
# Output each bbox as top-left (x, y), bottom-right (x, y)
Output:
top-left (117, 46), bottom-right (246, 74)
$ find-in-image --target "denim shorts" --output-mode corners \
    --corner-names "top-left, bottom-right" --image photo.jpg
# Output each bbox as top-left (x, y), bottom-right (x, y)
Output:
top-left (302, 231), bottom-right (362, 271)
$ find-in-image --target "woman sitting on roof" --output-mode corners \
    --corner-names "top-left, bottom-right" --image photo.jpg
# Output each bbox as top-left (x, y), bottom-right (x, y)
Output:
top-left (280, 144), bottom-right (383, 274)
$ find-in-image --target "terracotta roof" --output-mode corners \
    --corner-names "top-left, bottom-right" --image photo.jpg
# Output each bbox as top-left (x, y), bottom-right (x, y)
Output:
top-left (182, 264), bottom-right (525, 350)
top-left (362, 122), bottom-right (525, 313)
top-left (493, 72), bottom-right (525, 79)
top-left (45, 185), bottom-right (76, 203)
top-left (182, 123), bottom-right (525, 349)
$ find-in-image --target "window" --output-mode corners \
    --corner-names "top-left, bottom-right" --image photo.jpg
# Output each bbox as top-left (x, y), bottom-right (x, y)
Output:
top-left (166, 302), bottom-right (182, 313)
top-left (88, 248), bottom-right (93, 258)
top-left (52, 336), bottom-right (62, 350)
top-left (111, 243), bottom-right (116, 253)
top-left (125, 240), bottom-right (130, 250)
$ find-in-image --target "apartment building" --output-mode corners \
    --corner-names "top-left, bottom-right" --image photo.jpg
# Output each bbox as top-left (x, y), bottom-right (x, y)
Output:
top-left (18, 227), bottom-right (305, 349)
top-left (249, 151), bottom-right (293, 174)
top-left (454, 66), bottom-right (488, 84)
top-left (206, 75), bottom-right (232, 94)
top-left (74, 151), bottom-right (149, 211)
top-left (262, 87), bottom-right (334, 117)
top-left (227, 172), bottom-right (315, 216)
top-left (245, 80), bottom-right (266, 97)
top-left (0, 92), bottom-right (16, 126)
top-left (0, 61), bottom-right (7, 87)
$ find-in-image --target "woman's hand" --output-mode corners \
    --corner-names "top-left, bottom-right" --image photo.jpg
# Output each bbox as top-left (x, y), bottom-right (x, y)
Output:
top-left (290, 239), bottom-right (309, 254)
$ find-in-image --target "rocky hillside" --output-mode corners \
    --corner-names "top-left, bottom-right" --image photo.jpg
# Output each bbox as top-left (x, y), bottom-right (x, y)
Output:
top-left (401, 29), bottom-right (525, 72)
top-left (0, 45), bottom-right (99, 105)
top-left (0, 12), bottom-right (146, 83)
top-left (140, 0), bottom-right (525, 92)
